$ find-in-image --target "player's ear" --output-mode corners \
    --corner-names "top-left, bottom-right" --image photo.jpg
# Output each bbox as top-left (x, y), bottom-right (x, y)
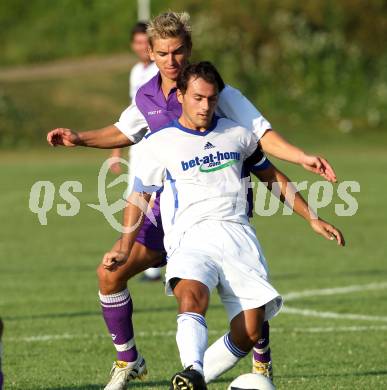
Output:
top-left (148, 45), bottom-right (155, 61)
top-left (177, 89), bottom-right (184, 104)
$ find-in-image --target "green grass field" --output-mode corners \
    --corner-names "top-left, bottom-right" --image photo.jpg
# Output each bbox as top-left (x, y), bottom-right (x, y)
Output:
top-left (1, 134), bottom-right (386, 389)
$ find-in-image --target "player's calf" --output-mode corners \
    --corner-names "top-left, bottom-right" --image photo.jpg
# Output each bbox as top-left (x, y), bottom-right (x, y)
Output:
top-left (97, 241), bottom-right (163, 387)
top-left (203, 307), bottom-right (266, 384)
top-left (229, 307), bottom-right (266, 351)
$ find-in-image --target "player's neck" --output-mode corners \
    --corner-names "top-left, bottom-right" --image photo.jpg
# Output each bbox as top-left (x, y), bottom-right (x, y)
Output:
top-left (178, 116), bottom-right (208, 132)
top-left (160, 76), bottom-right (177, 99)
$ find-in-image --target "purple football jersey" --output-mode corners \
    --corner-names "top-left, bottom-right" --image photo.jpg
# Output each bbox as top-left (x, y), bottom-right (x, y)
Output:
top-left (133, 73), bottom-right (183, 253)
top-left (135, 73), bottom-right (182, 131)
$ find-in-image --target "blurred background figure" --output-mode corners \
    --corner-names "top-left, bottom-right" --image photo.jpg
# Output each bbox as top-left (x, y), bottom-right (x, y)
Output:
top-left (128, 22), bottom-right (158, 101)
top-left (110, 21), bottom-right (160, 282)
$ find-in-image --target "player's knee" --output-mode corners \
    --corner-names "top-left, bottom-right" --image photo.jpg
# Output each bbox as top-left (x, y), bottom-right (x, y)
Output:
top-left (97, 263), bottom-right (126, 292)
top-left (179, 294), bottom-right (207, 314)
top-left (96, 263), bottom-right (112, 284)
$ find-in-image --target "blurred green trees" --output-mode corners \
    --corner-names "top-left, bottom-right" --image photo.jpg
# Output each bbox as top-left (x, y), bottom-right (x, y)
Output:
top-left (1, 0), bottom-right (386, 146)
top-left (0, 0), bottom-right (137, 65)
top-left (177, 0), bottom-right (387, 131)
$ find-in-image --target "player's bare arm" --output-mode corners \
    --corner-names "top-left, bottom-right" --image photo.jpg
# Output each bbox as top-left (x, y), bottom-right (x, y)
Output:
top-left (259, 129), bottom-right (337, 183)
top-left (217, 85), bottom-right (337, 182)
top-left (47, 124), bottom-right (132, 149)
top-left (252, 163), bottom-right (345, 246)
top-left (102, 191), bottom-right (152, 271)
top-left (109, 148), bottom-right (123, 174)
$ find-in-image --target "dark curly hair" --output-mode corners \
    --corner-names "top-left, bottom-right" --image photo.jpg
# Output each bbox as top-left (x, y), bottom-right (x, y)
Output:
top-left (177, 61), bottom-right (225, 94)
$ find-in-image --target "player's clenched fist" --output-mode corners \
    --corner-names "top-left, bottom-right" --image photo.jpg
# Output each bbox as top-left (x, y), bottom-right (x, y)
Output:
top-left (47, 128), bottom-right (80, 147)
top-left (102, 251), bottom-right (129, 271)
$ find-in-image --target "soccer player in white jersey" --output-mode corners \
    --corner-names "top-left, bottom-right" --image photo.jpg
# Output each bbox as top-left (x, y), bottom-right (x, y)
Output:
top-left (102, 62), bottom-right (344, 389)
top-left (46, 12), bottom-right (343, 388)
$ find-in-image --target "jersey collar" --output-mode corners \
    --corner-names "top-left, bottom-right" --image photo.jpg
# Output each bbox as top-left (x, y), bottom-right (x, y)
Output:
top-left (173, 116), bottom-right (219, 136)
top-left (143, 72), bottom-right (177, 98)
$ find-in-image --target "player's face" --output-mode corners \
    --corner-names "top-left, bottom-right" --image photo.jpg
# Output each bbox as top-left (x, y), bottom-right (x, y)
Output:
top-left (131, 33), bottom-right (150, 63)
top-left (149, 36), bottom-right (191, 81)
top-left (178, 77), bottom-right (219, 131)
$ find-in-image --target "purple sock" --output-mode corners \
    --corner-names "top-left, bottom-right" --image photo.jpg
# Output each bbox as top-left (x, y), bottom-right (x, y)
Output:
top-left (253, 321), bottom-right (271, 363)
top-left (99, 289), bottom-right (138, 362)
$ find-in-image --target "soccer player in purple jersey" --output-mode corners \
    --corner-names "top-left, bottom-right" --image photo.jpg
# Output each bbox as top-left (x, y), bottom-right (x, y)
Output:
top-left (46, 12), bottom-right (340, 389)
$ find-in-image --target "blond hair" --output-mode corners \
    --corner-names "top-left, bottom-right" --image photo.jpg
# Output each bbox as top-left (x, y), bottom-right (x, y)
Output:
top-left (147, 12), bottom-right (192, 49)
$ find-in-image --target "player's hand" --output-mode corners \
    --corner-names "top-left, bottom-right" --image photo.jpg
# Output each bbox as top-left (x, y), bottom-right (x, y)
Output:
top-left (102, 250), bottom-right (129, 271)
top-left (309, 219), bottom-right (345, 246)
top-left (301, 155), bottom-right (337, 183)
top-left (47, 128), bottom-right (80, 147)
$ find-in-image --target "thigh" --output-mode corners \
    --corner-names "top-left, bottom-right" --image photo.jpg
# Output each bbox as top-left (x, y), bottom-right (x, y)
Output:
top-left (98, 240), bottom-right (165, 294)
top-left (173, 279), bottom-right (210, 315)
top-left (165, 249), bottom-right (219, 296)
top-left (124, 240), bottom-right (165, 277)
top-left (135, 196), bottom-right (165, 252)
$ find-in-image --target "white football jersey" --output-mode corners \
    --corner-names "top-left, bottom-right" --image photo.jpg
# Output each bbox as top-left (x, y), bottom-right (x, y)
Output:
top-left (129, 61), bottom-right (158, 100)
top-left (133, 117), bottom-right (268, 251)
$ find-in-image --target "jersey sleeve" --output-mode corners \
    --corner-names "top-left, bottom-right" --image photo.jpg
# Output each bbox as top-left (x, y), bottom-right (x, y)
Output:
top-left (216, 85), bottom-right (272, 140)
top-left (132, 139), bottom-right (166, 194)
top-left (114, 102), bottom-right (148, 144)
top-left (242, 129), bottom-right (271, 171)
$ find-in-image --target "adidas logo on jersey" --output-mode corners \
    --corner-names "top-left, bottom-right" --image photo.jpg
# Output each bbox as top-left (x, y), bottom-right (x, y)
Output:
top-left (204, 142), bottom-right (215, 150)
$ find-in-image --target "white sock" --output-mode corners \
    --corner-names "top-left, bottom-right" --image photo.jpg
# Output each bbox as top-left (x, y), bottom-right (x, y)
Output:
top-left (176, 312), bottom-right (208, 375)
top-left (204, 332), bottom-right (248, 383)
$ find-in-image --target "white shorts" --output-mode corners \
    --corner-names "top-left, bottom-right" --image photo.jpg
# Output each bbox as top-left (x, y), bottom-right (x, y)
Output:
top-left (165, 220), bottom-right (283, 322)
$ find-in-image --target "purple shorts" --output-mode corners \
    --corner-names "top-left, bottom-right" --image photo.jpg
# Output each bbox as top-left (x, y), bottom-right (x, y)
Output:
top-left (135, 195), bottom-right (165, 252)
